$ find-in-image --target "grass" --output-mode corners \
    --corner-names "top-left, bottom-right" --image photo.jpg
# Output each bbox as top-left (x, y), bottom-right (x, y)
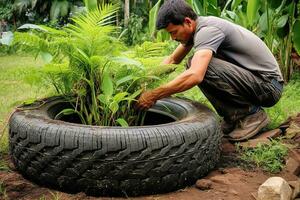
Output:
top-left (265, 73), bottom-right (300, 128)
top-left (238, 139), bottom-right (289, 173)
top-left (0, 54), bottom-right (53, 160)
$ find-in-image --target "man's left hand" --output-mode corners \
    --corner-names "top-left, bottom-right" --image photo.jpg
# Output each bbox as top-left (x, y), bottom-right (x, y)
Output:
top-left (136, 90), bottom-right (158, 110)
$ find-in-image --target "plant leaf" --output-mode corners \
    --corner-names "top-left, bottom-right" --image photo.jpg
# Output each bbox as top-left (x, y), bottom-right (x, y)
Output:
top-left (109, 101), bottom-right (119, 114)
top-left (97, 94), bottom-right (108, 104)
top-left (276, 14), bottom-right (289, 28)
top-left (113, 92), bottom-right (128, 103)
top-left (246, 0), bottom-right (260, 27)
top-left (54, 108), bottom-right (76, 120)
top-left (116, 118), bottom-right (129, 127)
top-left (149, 0), bottom-right (162, 37)
top-left (293, 19), bottom-right (300, 55)
top-left (18, 24), bottom-right (47, 31)
top-left (101, 71), bottom-right (114, 97)
top-left (116, 75), bottom-right (134, 86)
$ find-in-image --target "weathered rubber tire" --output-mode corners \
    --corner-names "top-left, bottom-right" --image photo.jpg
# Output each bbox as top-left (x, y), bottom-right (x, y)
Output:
top-left (9, 96), bottom-right (221, 196)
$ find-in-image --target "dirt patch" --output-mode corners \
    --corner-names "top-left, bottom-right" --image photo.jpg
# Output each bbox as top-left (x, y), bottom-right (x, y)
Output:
top-left (1, 115), bottom-right (300, 200)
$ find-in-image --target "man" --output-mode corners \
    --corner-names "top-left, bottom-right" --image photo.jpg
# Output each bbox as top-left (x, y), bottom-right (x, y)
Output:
top-left (136, 0), bottom-right (283, 141)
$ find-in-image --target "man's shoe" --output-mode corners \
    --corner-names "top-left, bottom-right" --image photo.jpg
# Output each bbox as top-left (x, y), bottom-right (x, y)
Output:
top-left (228, 109), bottom-right (270, 141)
top-left (221, 120), bottom-right (235, 135)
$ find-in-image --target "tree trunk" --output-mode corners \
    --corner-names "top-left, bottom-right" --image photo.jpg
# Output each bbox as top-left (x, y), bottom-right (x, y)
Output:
top-left (124, 0), bottom-right (130, 27)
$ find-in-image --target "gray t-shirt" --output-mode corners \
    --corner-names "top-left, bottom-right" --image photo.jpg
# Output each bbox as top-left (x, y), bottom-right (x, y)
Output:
top-left (193, 16), bottom-right (283, 81)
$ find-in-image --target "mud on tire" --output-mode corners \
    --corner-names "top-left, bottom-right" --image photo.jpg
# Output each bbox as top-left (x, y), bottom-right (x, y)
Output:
top-left (9, 96), bottom-right (221, 196)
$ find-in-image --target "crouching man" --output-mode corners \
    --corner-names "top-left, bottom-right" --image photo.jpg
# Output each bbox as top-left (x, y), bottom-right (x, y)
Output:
top-left (136, 0), bottom-right (283, 141)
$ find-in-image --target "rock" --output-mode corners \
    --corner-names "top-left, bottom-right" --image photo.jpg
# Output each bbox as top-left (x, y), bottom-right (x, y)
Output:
top-left (238, 138), bottom-right (270, 149)
top-left (195, 179), bottom-right (212, 190)
top-left (288, 180), bottom-right (300, 199)
top-left (258, 177), bottom-right (292, 200)
top-left (210, 175), bottom-right (231, 185)
top-left (286, 157), bottom-right (300, 176)
top-left (255, 129), bottom-right (282, 139)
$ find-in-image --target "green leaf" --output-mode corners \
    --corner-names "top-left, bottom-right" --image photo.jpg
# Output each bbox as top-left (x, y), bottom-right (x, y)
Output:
top-left (101, 71), bottom-right (114, 97)
top-left (54, 108), bottom-right (76, 120)
top-left (17, 24), bottom-right (47, 31)
top-left (276, 14), bottom-right (289, 28)
top-left (192, 0), bottom-right (203, 15)
top-left (40, 51), bottom-right (53, 63)
top-left (116, 75), bottom-right (134, 86)
top-left (116, 118), bottom-right (129, 127)
top-left (259, 11), bottom-right (268, 32)
top-left (109, 102), bottom-right (119, 114)
top-left (149, 0), bottom-right (162, 36)
top-left (113, 92), bottom-right (128, 103)
top-left (246, 0), bottom-right (260, 27)
top-left (97, 94), bottom-right (108, 104)
top-left (128, 89), bottom-right (143, 100)
top-left (231, 0), bottom-right (243, 10)
top-left (293, 19), bottom-right (300, 55)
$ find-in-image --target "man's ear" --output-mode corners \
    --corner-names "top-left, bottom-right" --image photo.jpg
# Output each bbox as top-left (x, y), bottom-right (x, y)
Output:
top-left (184, 17), bottom-right (192, 26)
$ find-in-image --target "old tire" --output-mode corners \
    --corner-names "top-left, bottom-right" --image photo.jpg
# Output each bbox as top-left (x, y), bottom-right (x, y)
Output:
top-left (9, 96), bottom-right (221, 196)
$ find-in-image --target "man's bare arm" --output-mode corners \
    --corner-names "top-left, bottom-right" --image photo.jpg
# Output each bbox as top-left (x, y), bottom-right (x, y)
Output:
top-left (137, 49), bottom-right (213, 109)
top-left (162, 44), bottom-right (193, 65)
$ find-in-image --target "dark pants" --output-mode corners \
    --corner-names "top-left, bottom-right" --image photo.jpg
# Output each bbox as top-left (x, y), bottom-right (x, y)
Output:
top-left (186, 57), bottom-right (283, 122)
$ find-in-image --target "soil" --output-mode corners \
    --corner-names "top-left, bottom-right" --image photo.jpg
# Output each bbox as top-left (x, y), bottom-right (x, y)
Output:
top-left (1, 116), bottom-right (300, 200)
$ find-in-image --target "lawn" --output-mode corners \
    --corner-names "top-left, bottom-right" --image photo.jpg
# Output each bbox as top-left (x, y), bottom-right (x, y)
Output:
top-left (0, 54), bottom-right (53, 154)
top-left (0, 54), bottom-right (300, 155)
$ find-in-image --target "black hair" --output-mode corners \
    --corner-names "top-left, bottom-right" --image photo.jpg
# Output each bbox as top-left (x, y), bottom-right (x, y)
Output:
top-left (156, 0), bottom-right (197, 30)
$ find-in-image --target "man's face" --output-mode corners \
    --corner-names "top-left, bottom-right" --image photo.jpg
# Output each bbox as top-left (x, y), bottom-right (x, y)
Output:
top-left (165, 19), bottom-right (194, 45)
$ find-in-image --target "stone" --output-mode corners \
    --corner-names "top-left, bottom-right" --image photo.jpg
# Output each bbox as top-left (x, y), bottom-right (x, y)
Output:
top-left (286, 157), bottom-right (300, 176)
top-left (254, 129), bottom-right (282, 139)
top-left (238, 138), bottom-right (270, 149)
top-left (258, 177), bottom-right (292, 200)
top-left (288, 180), bottom-right (300, 199)
top-left (195, 179), bottom-right (212, 190)
top-left (210, 175), bottom-right (231, 185)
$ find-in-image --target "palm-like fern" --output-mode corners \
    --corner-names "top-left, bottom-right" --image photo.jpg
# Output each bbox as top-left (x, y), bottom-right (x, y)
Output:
top-left (13, 3), bottom-right (160, 126)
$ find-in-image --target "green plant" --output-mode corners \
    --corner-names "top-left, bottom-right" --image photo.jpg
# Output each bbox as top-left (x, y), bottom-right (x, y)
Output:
top-left (238, 139), bottom-right (288, 173)
top-left (12, 3), bottom-right (175, 127)
top-left (121, 13), bottom-right (146, 45)
top-left (187, 0), bottom-right (221, 16)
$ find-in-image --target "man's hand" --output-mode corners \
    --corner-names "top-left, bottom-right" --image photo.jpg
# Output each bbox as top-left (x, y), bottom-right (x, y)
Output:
top-left (136, 90), bottom-right (159, 110)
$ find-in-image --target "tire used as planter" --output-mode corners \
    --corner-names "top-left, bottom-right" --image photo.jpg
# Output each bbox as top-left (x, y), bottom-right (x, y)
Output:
top-left (9, 96), bottom-right (221, 196)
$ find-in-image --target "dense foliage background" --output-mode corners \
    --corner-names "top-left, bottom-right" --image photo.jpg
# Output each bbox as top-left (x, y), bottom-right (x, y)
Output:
top-left (1, 0), bottom-right (299, 82)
